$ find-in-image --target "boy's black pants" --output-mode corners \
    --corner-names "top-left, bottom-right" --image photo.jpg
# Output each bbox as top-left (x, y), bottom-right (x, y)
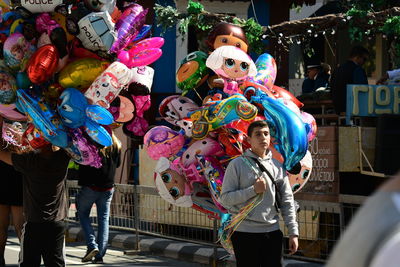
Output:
top-left (231, 229), bottom-right (283, 267)
top-left (19, 220), bottom-right (66, 267)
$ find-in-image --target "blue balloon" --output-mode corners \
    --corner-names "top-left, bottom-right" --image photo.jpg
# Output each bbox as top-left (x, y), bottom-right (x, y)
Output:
top-left (16, 89), bottom-right (68, 148)
top-left (58, 88), bottom-right (114, 147)
top-left (133, 24), bottom-right (152, 42)
top-left (250, 90), bottom-right (308, 170)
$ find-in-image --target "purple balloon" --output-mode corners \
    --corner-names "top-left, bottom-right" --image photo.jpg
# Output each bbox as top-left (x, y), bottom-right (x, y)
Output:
top-left (111, 4), bottom-right (148, 53)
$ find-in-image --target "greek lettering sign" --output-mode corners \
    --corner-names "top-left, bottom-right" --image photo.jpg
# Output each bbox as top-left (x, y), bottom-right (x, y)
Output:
top-left (296, 126), bottom-right (339, 202)
top-left (346, 84), bottom-right (400, 124)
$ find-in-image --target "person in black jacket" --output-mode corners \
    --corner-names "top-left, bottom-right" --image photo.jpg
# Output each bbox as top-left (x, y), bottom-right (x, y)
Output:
top-left (330, 45), bottom-right (370, 114)
top-left (77, 133), bottom-right (121, 264)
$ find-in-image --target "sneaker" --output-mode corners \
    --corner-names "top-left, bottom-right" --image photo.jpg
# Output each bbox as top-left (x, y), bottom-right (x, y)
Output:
top-left (82, 248), bottom-right (99, 262)
top-left (92, 257), bottom-right (104, 264)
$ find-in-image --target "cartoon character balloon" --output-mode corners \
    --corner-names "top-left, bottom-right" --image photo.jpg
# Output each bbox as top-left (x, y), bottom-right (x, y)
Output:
top-left (206, 46), bottom-right (257, 95)
top-left (3, 33), bottom-right (34, 71)
top-left (0, 69), bottom-right (17, 104)
top-left (206, 22), bottom-right (248, 53)
top-left (143, 126), bottom-right (185, 160)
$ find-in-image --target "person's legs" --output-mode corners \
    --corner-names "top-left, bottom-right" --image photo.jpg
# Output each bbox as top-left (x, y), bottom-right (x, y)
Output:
top-left (260, 230), bottom-right (283, 267)
top-left (76, 186), bottom-right (99, 261)
top-left (231, 231), bottom-right (262, 267)
top-left (19, 222), bottom-right (42, 267)
top-left (0, 205), bottom-right (10, 266)
top-left (42, 221), bottom-right (66, 267)
top-left (94, 188), bottom-right (114, 260)
top-left (10, 205), bottom-right (24, 240)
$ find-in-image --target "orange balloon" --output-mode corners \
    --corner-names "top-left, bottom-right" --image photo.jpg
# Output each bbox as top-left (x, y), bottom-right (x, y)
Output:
top-left (27, 45), bottom-right (59, 84)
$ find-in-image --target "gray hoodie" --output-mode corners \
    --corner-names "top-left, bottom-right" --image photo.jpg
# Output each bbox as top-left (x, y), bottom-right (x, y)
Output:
top-left (220, 149), bottom-right (299, 236)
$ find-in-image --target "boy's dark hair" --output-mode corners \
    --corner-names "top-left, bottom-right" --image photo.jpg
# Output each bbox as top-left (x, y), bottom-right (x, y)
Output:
top-left (247, 120), bottom-right (269, 137)
top-left (349, 45), bottom-right (369, 58)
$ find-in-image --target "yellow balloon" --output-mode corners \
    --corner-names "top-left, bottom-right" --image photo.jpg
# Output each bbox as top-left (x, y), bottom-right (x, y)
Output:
top-left (51, 12), bottom-right (75, 43)
top-left (58, 58), bottom-right (110, 91)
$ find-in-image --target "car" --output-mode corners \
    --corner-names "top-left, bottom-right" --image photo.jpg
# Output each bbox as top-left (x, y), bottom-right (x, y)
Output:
top-left (66, 3), bottom-right (116, 53)
top-left (189, 94), bottom-right (257, 139)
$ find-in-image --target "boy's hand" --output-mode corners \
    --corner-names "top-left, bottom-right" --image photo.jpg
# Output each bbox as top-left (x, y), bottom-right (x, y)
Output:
top-left (253, 177), bottom-right (267, 193)
top-left (288, 235), bottom-right (299, 255)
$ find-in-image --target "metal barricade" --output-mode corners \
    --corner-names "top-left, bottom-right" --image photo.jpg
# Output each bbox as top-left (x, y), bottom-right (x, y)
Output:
top-left (66, 181), bottom-right (361, 263)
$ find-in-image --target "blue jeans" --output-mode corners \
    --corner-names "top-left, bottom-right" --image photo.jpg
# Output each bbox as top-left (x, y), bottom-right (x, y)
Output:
top-left (77, 186), bottom-right (114, 259)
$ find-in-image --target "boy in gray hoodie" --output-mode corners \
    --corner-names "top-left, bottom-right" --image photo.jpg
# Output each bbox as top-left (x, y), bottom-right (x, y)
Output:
top-left (220, 120), bottom-right (299, 267)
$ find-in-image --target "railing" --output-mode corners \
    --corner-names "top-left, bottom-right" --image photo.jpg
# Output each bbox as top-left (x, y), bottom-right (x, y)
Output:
top-left (66, 181), bottom-right (362, 263)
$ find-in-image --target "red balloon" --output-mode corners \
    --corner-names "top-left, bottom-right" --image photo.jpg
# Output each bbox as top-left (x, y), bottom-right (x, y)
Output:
top-left (271, 85), bottom-right (304, 108)
top-left (27, 44), bottom-right (59, 84)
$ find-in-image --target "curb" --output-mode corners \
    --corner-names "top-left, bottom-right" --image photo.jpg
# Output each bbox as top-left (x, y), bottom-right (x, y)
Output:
top-left (66, 225), bottom-right (325, 267)
top-left (66, 225), bottom-right (232, 266)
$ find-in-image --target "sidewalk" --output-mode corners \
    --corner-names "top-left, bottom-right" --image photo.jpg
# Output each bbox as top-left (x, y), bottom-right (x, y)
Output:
top-left (66, 223), bottom-right (325, 267)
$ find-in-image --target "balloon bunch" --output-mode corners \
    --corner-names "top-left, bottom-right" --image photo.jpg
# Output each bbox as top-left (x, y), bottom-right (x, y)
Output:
top-left (0, 2), bottom-right (163, 167)
top-left (143, 22), bottom-right (317, 222)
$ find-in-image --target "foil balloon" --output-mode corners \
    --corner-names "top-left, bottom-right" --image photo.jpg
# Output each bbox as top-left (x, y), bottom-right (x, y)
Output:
top-left (251, 90), bottom-right (308, 170)
top-left (300, 111), bottom-right (317, 142)
top-left (84, 0), bottom-right (116, 14)
top-left (181, 138), bottom-right (224, 167)
top-left (76, 11), bottom-right (117, 53)
top-left (0, 103), bottom-right (27, 121)
top-left (189, 94), bottom-right (257, 140)
top-left (250, 53), bottom-right (277, 90)
top-left (22, 123), bottom-right (50, 150)
top-left (206, 22), bottom-right (248, 53)
top-left (128, 66), bottom-right (154, 95)
top-left (58, 58), bottom-right (110, 91)
top-left (122, 94), bottom-right (151, 138)
top-left (132, 24), bottom-right (151, 42)
top-left (27, 44), bottom-right (59, 84)
top-left (0, 69), bottom-right (17, 104)
top-left (16, 89), bottom-right (68, 148)
top-left (3, 33), bottom-right (34, 71)
top-left (108, 95), bottom-right (135, 123)
top-left (217, 128), bottom-right (249, 157)
top-left (288, 150), bottom-right (312, 194)
top-left (206, 46), bottom-right (257, 95)
top-left (176, 51), bottom-right (209, 95)
top-left (144, 126), bottom-right (185, 160)
top-left (270, 85), bottom-right (304, 108)
top-left (85, 61), bottom-right (134, 108)
top-left (64, 128), bottom-right (102, 168)
top-left (117, 37), bottom-right (164, 68)
top-left (51, 12), bottom-right (75, 42)
top-left (159, 95), bottom-right (199, 126)
top-left (111, 3), bottom-right (148, 53)
top-left (58, 88), bottom-right (114, 147)
top-left (16, 72), bottom-right (31, 90)
top-left (1, 119), bottom-right (28, 149)
top-left (154, 157), bottom-right (193, 207)
top-left (118, 48), bottom-right (162, 68)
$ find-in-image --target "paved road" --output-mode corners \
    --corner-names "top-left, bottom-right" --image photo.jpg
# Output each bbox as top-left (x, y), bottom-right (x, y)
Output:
top-left (4, 233), bottom-right (204, 267)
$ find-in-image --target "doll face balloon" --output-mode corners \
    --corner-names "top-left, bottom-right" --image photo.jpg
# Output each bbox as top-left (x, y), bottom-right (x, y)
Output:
top-left (207, 22), bottom-right (248, 52)
top-left (181, 138), bottom-right (224, 167)
top-left (288, 150), bottom-right (312, 194)
top-left (154, 157), bottom-right (193, 207)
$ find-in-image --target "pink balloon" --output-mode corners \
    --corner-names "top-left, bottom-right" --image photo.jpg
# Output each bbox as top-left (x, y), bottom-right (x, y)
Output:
top-left (130, 37), bottom-right (164, 54)
top-left (119, 48), bottom-right (162, 68)
top-left (144, 126), bottom-right (185, 160)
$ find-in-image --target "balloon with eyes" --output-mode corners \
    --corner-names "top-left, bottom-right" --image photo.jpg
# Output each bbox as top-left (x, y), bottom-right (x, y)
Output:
top-left (206, 22), bottom-right (249, 53)
top-left (85, 61), bottom-right (134, 108)
top-left (57, 87), bottom-right (114, 147)
top-left (176, 51), bottom-right (209, 101)
top-left (206, 45), bottom-right (257, 95)
top-left (158, 95), bottom-right (199, 137)
top-left (154, 157), bottom-right (223, 218)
